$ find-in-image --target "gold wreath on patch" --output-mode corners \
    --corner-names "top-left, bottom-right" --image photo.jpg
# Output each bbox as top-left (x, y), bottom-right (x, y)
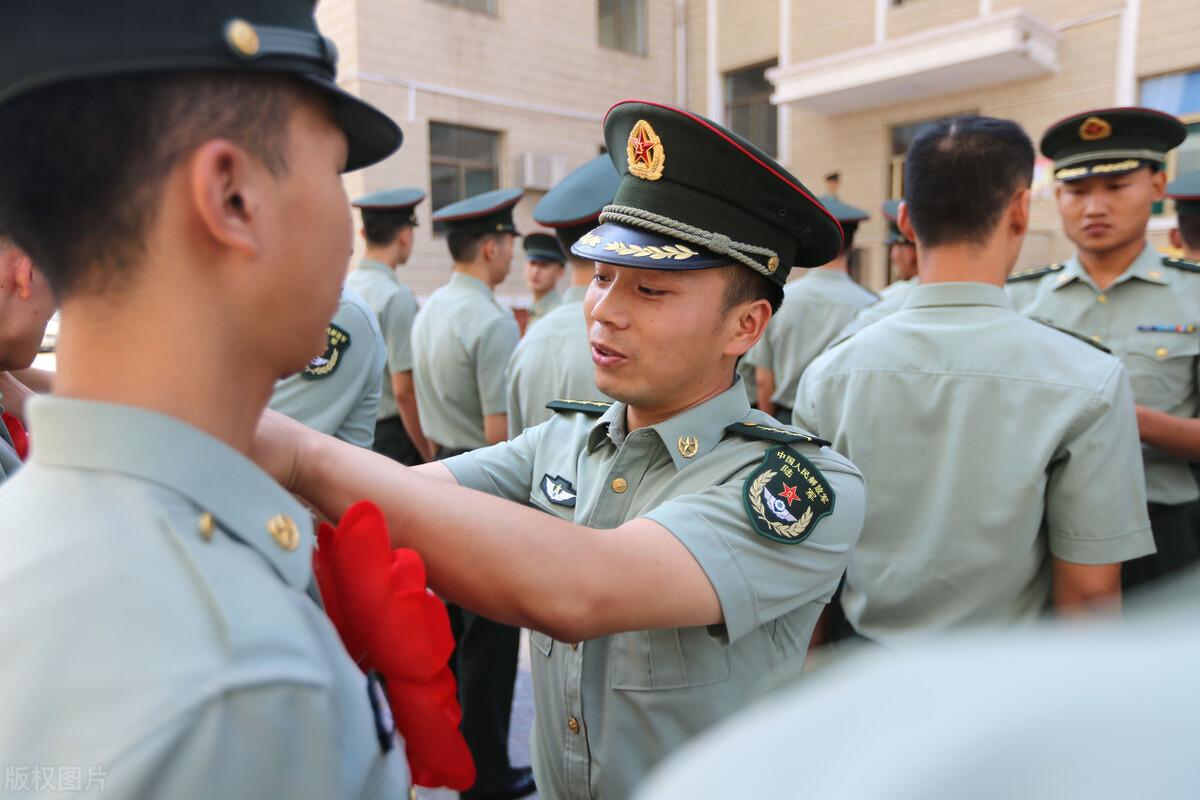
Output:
top-left (1078, 116), bottom-right (1112, 142)
top-left (627, 119), bottom-right (665, 181)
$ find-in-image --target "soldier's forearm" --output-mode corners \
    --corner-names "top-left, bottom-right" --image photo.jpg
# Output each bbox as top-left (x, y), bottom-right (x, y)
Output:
top-left (1135, 405), bottom-right (1200, 459)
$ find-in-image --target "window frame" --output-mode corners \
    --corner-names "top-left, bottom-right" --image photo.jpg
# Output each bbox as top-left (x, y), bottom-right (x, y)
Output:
top-left (598, 0), bottom-right (647, 56)
top-left (427, 0), bottom-right (496, 16)
top-left (723, 61), bottom-right (779, 158)
top-left (428, 121), bottom-right (503, 236)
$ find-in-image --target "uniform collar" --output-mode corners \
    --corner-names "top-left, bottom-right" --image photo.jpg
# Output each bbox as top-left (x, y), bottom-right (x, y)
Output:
top-left (450, 271), bottom-right (494, 296)
top-left (801, 269), bottom-right (852, 284)
top-left (586, 379), bottom-right (751, 470)
top-left (27, 397), bottom-right (314, 590)
top-left (903, 281), bottom-right (1013, 310)
top-left (562, 285), bottom-right (588, 304)
top-left (357, 258), bottom-right (399, 283)
top-left (1055, 243), bottom-right (1168, 291)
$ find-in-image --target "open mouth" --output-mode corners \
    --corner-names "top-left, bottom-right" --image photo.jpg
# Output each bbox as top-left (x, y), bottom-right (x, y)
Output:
top-left (591, 342), bottom-right (627, 368)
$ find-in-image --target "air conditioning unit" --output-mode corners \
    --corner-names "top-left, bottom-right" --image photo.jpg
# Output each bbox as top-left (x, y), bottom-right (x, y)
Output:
top-left (516, 152), bottom-right (569, 191)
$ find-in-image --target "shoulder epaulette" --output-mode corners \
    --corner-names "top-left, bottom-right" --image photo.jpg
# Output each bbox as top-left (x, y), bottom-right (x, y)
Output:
top-left (1034, 319), bottom-right (1112, 354)
top-left (1163, 256), bottom-right (1200, 273)
top-left (725, 421), bottom-right (830, 447)
top-left (1007, 263), bottom-right (1064, 283)
top-left (546, 398), bottom-right (613, 415)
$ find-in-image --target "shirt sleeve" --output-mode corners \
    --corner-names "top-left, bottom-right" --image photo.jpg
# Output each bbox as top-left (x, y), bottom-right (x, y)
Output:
top-left (791, 368), bottom-right (820, 431)
top-left (505, 344), bottom-right (525, 440)
top-left (643, 454), bottom-right (865, 644)
top-left (1045, 361), bottom-right (1155, 564)
top-left (382, 291), bottom-right (418, 375)
top-left (109, 684), bottom-right (407, 799)
top-left (339, 307), bottom-right (387, 449)
top-left (442, 422), bottom-right (544, 502)
top-left (475, 315), bottom-right (521, 417)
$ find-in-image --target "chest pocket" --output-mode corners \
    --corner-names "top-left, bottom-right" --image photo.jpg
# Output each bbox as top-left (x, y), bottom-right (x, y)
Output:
top-left (1124, 333), bottom-right (1200, 408)
top-left (609, 627), bottom-right (731, 691)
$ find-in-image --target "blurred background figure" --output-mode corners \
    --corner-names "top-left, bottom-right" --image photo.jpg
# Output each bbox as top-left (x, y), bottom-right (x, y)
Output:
top-left (521, 233), bottom-right (565, 329)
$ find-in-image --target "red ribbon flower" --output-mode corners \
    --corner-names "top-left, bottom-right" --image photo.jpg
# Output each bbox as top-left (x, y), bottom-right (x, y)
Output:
top-left (3, 411), bottom-right (28, 461)
top-left (313, 500), bottom-right (475, 791)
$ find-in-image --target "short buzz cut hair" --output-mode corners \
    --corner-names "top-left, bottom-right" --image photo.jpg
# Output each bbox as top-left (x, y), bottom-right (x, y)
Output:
top-left (361, 208), bottom-right (414, 247)
top-left (0, 71), bottom-right (318, 300)
top-left (903, 115), bottom-right (1034, 249)
top-left (1179, 215), bottom-right (1200, 252)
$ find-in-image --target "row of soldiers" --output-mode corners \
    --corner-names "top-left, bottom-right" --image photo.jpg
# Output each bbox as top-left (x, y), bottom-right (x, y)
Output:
top-left (0, 2), bottom-right (1197, 800)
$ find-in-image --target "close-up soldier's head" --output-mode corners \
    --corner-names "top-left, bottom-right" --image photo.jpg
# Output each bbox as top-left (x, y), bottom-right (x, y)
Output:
top-left (1041, 107), bottom-right (1184, 257)
top-left (574, 100), bottom-right (841, 412)
top-left (0, 2), bottom-right (401, 377)
top-left (903, 115), bottom-right (1034, 257)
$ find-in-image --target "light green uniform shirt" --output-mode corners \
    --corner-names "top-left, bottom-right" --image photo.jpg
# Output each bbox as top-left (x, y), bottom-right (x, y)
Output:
top-left (444, 382), bottom-right (865, 799)
top-left (794, 283), bottom-right (1154, 643)
top-left (745, 270), bottom-right (877, 408)
top-left (1007, 244), bottom-right (1200, 505)
top-left (834, 277), bottom-right (917, 342)
top-left (528, 289), bottom-right (563, 328)
top-left (506, 286), bottom-right (607, 438)
top-left (346, 258), bottom-right (420, 422)
top-left (0, 398), bottom-right (409, 798)
top-left (411, 271), bottom-right (521, 451)
top-left (636, 572), bottom-right (1200, 800)
top-left (269, 287), bottom-right (386, 448)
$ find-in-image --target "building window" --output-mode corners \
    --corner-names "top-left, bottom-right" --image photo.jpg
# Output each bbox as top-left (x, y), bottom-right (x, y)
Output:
top-left (888, 114), bottom-right (970, 197)
top-left (429, 0), bottom-right (495, 14)
top-left (1141, 70), bottom-right (1200, 215)
top-left (429, 122), bottom-right (501, 235)
top-left (599, 0), bottom-right (646, 55)
top-left (725, 63), bottom-right (778, 157)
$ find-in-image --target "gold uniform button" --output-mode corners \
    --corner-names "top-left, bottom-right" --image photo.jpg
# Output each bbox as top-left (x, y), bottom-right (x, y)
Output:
top-left (1156, 347), bottom-right (1169, 358)
top-left (611, 477), bottom-right (628, 493)
top-left (567, 717), bottom-right (581, 735)
top-left (225, 19), bottom-right (261, 57)
top-left (267, 514), bottom-right (301, 551)
top-left (198, 512), bottom-right (215, 542)
top-left (1096, 294), bottom-right (1108, 303)
top-left (1149, 270), bottom-right (1163, 279)
top-left (1090, 335), bottom-right (1102, 343)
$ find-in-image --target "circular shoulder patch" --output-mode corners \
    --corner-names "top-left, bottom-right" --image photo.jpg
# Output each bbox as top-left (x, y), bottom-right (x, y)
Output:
top-left (742, 446), bottom-right (835, 544)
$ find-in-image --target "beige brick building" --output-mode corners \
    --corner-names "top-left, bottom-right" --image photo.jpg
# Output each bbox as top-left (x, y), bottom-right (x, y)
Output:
top-left (319, 0), bottom-right (1200, 298)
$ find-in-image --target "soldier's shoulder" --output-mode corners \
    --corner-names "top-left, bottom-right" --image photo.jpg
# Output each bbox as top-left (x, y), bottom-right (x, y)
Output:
top-left (1007, 263), bottom-right (1064, 284)
top-left (1162, 255), bottom-right (1200, 274)
top-left (724, 416), bottom-right (830, 448)
top-left (546, 398), bottom-right (613, 416)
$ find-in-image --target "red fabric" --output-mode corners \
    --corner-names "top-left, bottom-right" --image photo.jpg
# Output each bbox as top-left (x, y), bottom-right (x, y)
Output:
top-left (2, 412), bottom-right (28, 461)
top-left (313, 501), bottom-right (475, 791)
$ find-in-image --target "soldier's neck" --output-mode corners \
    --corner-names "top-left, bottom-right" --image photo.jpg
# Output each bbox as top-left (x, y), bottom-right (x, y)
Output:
top-left (1077, 237), bottom-right (1146, 290)
top-left (364, 246), bottom-right (400, 268)
top-left (453, 261), bottom-right (496, 288)
top-left (53, 292), bottom-right (276, 456)
top-left (624, 377), bottom-right (733, 431)
top-left (817, 256), bottom-right (850, 274)
top-left (916, 243), bottom-right (1008, 287)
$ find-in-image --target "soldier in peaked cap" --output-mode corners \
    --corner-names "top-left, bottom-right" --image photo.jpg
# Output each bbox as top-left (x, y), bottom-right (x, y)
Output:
top-left (522, 232), bottom-right (567, 327)
top-left (0, 0), bottom-right (418, 797)
top-left (347, 187), bottom-right (434, 465)
top-left (250, 99), bottom-right (866, 799)
top-left (836, 198), bottom-right (921, 341)
top-left (1167, 170), bottom-right (1200, 261)
top-left (744, 194), bottom-right (877, 420)
top-left (505, 154), bottom-right (618, 438)
top-left (410, 186), bottom-right (532, 800)
top-left (1007, 106), bottom-right (1200, 590)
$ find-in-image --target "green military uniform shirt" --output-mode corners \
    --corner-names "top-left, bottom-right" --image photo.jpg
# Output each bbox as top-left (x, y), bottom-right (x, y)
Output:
top-left (835, 277), bottom-right (917, 342)
top-left (269, 287), bottom-right (387, 448)
top-left (1007, 244), bottom-right (1200, 505)
top-left (0, 397), bottom-right (409, 797)
top-left (345, 258), bottom-right (420, 422)
top-left (527, 289), bottom-right (562, 328)
top-left (506, 286), bottom-right (606, 438)
top-left (745, 270), bottom-right (877, 410)
top-left (443, 381), bottom-right (865, 799)
top-left (794, 282), bottom-right (1155, 642)
top-left (411, 271), bottom-right (521, 451)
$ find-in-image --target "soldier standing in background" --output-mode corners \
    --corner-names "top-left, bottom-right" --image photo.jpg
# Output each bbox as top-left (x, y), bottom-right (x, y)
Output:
top-left (1008, 107), bottom-right (1200, 590)
top-left (522, 232), bottom-right (565, 328)
top-left (835, 197), bottom-right (921, 340)
top-left (1167, 170), bottom-right (1200, 261)
top-left (347, 187), bottom-right (433, 464)
top-left (412, 186), bottom-right (533, 800)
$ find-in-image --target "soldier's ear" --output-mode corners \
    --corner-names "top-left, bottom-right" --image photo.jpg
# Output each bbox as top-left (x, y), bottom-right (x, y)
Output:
top-left (185, 139), bottom-right (263, 260)
top-left (1150, 168), bottom-right (1168, 201)
top-left (896, 201), bottom-right (916, 244)
top-left (1008, 187), bottom-right (1031, 237)
top-left (1170, 227), bottom-right (1184, 250)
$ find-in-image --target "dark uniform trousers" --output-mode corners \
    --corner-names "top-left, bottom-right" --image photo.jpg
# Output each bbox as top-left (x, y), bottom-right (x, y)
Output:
top-left (436, 445), bottom-right (522, 793)
top-left (1122, 500), bottom-right (1200, 591)
top-left (372, 416), bottom-right (424, 466)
